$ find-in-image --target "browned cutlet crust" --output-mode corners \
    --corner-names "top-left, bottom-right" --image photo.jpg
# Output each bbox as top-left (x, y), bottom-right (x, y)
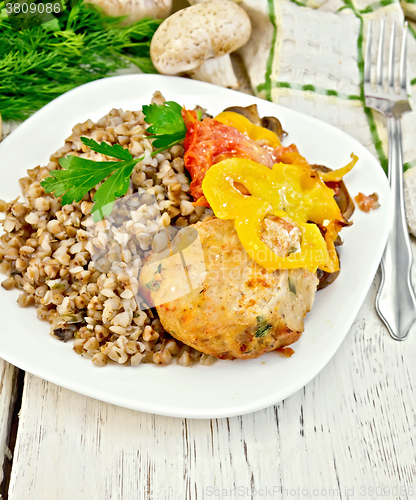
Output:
top-left (139, 218), bottom-right (318, 360)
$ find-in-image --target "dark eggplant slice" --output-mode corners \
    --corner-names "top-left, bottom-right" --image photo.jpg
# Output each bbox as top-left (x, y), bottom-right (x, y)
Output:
top-left (224, 104), bottom-right (261, 125)
top-left (194, 105), bottom-right (212, 120)
top-left (317, 249), bottom-right (341, 290)
top-left (335, 180), bottom-right (355, 220)
top-left (310, 163), bottom-right (330, 174)
top-left (310, 164), bottom-right (355, 221)
top-left (260, 116), bottom-right (287, 142)
top-left (317, 268), bottom-right (341, 290)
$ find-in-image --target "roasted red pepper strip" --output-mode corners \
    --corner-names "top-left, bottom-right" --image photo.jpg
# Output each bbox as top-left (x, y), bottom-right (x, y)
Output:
top-left (182, 109), bottom-right (277, 205)
top-left (271, 144), bottom-right (310, 167)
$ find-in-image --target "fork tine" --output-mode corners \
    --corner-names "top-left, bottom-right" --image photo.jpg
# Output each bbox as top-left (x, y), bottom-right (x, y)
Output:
top-left (388, 21), bottom-right (396, 90)
top-left (364, 18), bottom-right (411, 113)
top-left (400, 21), bottom-right (408, 93)
top-left (364, 21), bottom-right (373, 88)
top-left (376, 19), bottom-right (385, 87)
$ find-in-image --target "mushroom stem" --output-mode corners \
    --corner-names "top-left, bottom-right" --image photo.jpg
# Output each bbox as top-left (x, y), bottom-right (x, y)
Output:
top-left (189, 55), bottom-right (240, 90)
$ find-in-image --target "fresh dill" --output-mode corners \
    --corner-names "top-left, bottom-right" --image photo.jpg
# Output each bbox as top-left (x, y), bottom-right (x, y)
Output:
top-left (0, 0), bottom-right (161, 122)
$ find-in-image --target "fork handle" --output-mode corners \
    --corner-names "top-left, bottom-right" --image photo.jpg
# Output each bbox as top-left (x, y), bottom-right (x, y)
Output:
top-left (376, 115), bottom-right (416, 340)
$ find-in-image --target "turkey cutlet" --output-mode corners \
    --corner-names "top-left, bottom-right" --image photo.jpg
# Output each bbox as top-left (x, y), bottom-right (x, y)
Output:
top-left (139, 218), bottom-right (319, 360)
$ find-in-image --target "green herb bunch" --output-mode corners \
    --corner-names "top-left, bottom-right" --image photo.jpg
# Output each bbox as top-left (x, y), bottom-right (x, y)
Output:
top-left (0, 0), bottom-right (161, 122)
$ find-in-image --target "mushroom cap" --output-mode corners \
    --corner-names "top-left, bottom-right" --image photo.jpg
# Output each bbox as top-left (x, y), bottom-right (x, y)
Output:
top-left (85, 0), bottom-right (172, 24)
top-left (150, 0), bottom-right (251, 75)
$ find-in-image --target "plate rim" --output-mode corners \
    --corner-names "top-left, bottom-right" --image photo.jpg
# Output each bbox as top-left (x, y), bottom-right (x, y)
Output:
top-left (0, 74), bottom-right (391, 418)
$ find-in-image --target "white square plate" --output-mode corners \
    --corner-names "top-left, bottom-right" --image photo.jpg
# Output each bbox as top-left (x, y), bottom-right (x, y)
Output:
top-left (0, 74), bottom-right (390, 418)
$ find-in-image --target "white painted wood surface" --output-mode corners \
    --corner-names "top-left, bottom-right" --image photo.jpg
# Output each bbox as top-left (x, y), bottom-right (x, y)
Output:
top-left (2, 4), bottom-right (416, 495)
top-left (0, 360), bottom-right (17, 489)
top-left (6, 260), bottom-right (416, 500)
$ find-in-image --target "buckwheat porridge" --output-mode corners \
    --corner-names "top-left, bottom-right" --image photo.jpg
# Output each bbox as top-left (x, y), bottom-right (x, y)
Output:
top-left (0, 92), bottom-right (216, 368)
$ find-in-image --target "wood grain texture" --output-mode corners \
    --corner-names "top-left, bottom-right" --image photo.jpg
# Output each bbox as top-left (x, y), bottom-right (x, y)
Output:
top-left (6, 264), bottom-right (416, 500)
top-left (0, 359), bottom-right (18, 488)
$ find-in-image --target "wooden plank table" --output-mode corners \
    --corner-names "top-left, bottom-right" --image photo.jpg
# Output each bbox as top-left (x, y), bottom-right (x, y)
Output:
top-left (1, 260), bottom-right (416, 499)
top-left (0, 361), bottom-right (18, 499)
top-left (1, 9), bottom-right (415, 491)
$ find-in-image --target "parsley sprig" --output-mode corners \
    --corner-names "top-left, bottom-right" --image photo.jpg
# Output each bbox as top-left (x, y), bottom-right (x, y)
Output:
top-left (41, 101), bottom-right (187, 222)
top-left (142, 101), bottom-right (187, 150)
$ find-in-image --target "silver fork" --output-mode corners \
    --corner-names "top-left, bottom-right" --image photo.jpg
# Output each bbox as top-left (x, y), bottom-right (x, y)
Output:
top-left (364, 19), bottom-right (416, 340)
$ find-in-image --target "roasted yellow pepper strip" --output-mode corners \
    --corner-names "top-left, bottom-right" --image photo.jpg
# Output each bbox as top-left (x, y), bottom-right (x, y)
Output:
top-left (202, 158), bottom-right (344, 273)
top-left (322, 220), bottom-right (341, 272)
top-left (214, 111), bottom-right (281, 148)
top-left (319, 153), bottom-right (358, 182)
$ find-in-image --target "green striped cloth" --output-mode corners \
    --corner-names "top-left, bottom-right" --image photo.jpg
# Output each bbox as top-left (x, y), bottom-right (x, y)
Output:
top-left (239, 0), bottom-right (416, 174)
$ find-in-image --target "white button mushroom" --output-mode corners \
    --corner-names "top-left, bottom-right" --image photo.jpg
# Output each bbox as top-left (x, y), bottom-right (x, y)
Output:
top-left (150, 0), bottom-right (252, 89)
top-left (84, 0), bottom-right (172, 25)
top-left (187, 0), bottom-right (241, 4)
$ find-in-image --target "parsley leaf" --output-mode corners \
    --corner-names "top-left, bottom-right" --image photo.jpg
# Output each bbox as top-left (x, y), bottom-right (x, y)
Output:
top-left (151, 132), bottom-right (188, 151)
top-left (144, 101), bottom-right (186, 135)
top-left (52, 283), bottom-right (66, 290)
top-left (80, 137), bottom-right (133, 161)
top-left (145, 280), bottom-right (162, 292)
top-left (41, 101), bottom-right (188, 221)
top-left (288, 278), bottom-right (297, 294)
top-left (91, 160), bottom-right (138, 222)
top-left (255, 316), bottom-right (273, 338)
top-left (143, 101), bottom-right (187, 149)
top-left (145, 262), bottom-right (164, 292)
top-left (41, 155), bottom-right (122, 206)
